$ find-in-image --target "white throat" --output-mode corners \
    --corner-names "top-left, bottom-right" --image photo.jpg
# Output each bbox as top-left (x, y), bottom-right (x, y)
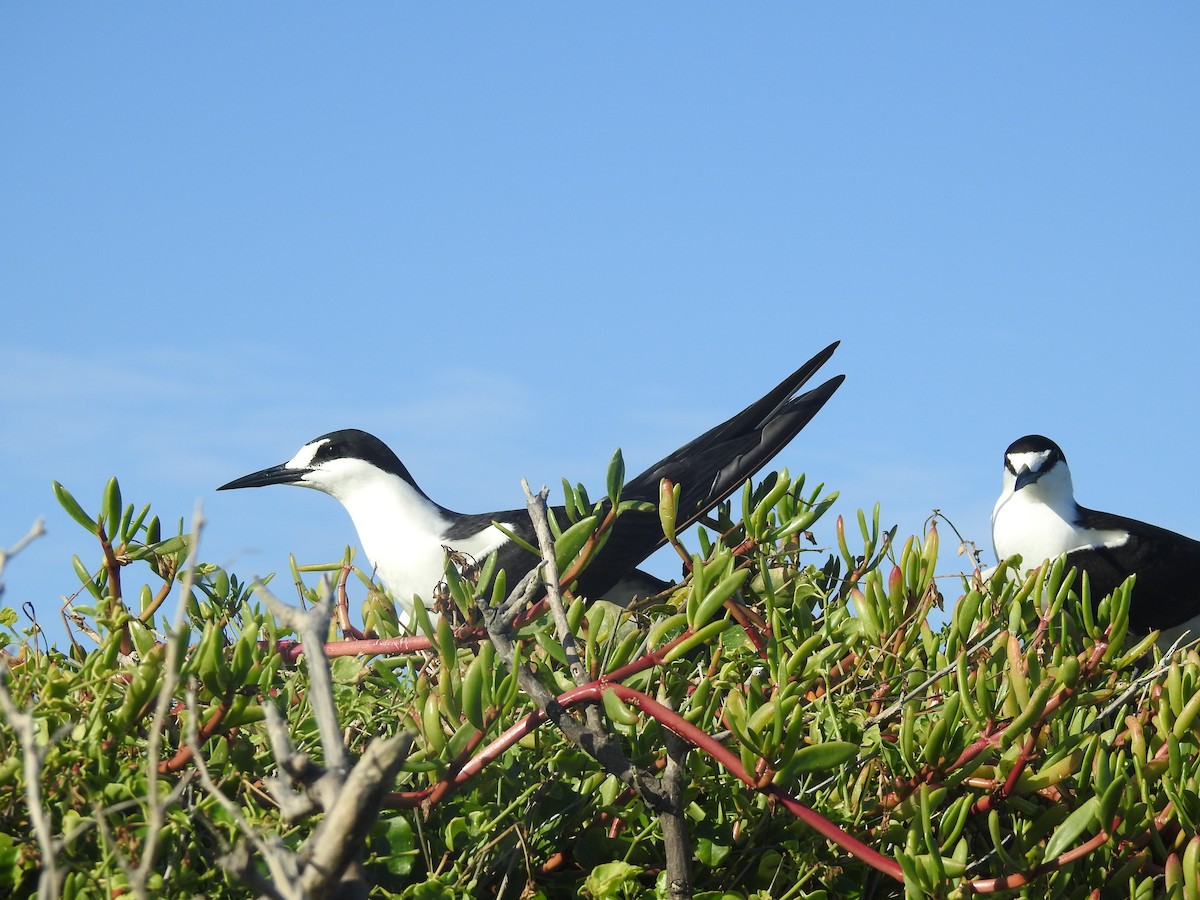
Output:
top-left (992, 459), bottom-right (1126, 570)
top-left (300, 459), bottom-right (512, 619)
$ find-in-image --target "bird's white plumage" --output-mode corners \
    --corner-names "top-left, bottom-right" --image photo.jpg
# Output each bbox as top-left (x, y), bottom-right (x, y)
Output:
top-left (290, 450), bottom-right (512, 615)
top-left (1006, 449), bottom-right (1052, 477)
top-left (991, 446), bottom-right (1127, 570)
top-left (285, 438), bottom-right (330, 472)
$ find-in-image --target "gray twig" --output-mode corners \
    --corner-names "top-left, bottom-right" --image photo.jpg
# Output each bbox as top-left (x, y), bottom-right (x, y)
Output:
top-left (521, 481), bottom-right (586, 679)
top-left (521, 480), bottom-right (601, 736)
top-left (185, 685), bottom-right (304, 900)
top-left (0, 668), bottom-right (72, 899)
top-left (190, 574), bottom-right (414, 898)
top-left (131, 501), bottom-right (205, 899)
top-left (256, 577), bottom-right (349, 787)
top-left (518, 484), bottom-right (693, 891)
top-left (297, 731), bottom-right (415, 899)
top-left (0, 517), bottom-right (47, 598)
top-left (660, 702), bottom-right (693, 900)
top-left (481, 486), bottom-right (671, 808)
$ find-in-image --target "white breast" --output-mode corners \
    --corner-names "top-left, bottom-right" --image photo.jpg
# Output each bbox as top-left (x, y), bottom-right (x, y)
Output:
top-left (992, 488), bottom-right (1127, 571)
top-left (306, 458), bottom-right (512, 620)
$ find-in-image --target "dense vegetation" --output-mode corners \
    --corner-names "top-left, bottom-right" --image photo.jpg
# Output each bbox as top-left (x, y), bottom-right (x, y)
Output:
top-left (2, 456), bottom-right (1198, 898)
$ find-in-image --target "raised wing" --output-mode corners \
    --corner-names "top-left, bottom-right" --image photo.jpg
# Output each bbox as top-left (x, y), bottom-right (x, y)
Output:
top-left (575, 343), bottom-right (843, 601)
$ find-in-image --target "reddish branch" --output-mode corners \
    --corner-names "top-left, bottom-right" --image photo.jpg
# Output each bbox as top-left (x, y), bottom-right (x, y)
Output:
top-left (97, 523), bottom-right (133, 655)
top-left (385, 678), bottom-right (906, 882)
top-left (261, 596), bottom-right (712, 678)
top-left (137, 580), bottom-right (174, 623)
top-left (971, 823), bottom-right (1119, 892)
top-left (333, 564), bottom-right (366, 640)
top-left (97, 523), bottom-right (123, 609)
top-left (940, 641), bottom-right (1107, 780)
top-left (969, 725), bottom-right (1043, 816)
top-left (588, 683), bottom-right (904, 881)
top-left (159, 699), bottom-right (231, 773)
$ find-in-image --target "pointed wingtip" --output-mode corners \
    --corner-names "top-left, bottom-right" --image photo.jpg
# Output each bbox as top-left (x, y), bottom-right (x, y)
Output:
top-left (793, 341), bottom-right (842, 385)
top-left (788, 372), bottom-right (845, 414)
top-left (808, 340), bottom-right (841, 368)
top-left (820, 339), bottom-right (841, 358)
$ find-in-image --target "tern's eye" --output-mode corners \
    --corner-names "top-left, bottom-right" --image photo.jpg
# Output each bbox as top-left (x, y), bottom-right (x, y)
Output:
top-left (311, 440), bottom-right (339, 464)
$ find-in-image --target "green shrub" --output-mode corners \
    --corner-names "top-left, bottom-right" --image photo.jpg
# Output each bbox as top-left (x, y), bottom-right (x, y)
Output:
top-left (1, 462), bottom-right (1195, 899)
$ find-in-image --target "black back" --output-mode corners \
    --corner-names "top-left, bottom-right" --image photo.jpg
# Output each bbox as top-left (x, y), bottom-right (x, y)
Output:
top-left (1064, 508), bottom-right (1200, 632)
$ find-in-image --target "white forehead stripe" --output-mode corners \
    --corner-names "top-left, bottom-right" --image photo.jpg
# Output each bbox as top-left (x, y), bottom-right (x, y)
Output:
top-left (286, 438), bottom-right (330, 470)
top-left (1008, 449), bottom-right (1051, 474)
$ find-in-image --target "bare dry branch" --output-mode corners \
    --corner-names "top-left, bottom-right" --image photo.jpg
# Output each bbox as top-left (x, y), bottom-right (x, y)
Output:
top-left (298, 731), bottom-right (415, 899)
top-left (255, 577), bottom-right (349, 785)
top-left (185, 685), bottom-right (305, 900)
top-left (0, 517), bottom-right (47, 598)
top-left (131, 500), bottom-right (206, 899)
top-left (0, 665), bottom-right (70, 899)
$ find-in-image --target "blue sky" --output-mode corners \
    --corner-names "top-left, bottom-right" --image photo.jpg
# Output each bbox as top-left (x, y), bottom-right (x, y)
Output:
top-left (2, 6), bottom-right (1198, 645)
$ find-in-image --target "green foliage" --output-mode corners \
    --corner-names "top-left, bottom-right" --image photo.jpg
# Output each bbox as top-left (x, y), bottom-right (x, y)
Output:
top-left (1, 467), bottom-right (1199, 898)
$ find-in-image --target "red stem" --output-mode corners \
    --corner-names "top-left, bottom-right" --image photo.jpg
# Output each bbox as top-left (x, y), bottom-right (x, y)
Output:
top-left (159, 700), bottom-right (230, 773)
top-left (969, 827), bottom-right (1113, 892)
top-left (385, 679), bottom-right (906, 881)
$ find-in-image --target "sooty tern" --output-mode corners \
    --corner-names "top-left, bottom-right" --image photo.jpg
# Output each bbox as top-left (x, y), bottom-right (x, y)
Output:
top-left (992, 434), bottom-right (1200, 643)
top-left (218, 343), bottom-right (844, 621)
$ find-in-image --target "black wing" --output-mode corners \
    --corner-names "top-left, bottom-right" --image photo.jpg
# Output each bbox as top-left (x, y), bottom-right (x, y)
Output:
top-left (1063, 508), bottom-right (1200, 632)
top-left (574, 342), bottom-right (843, 600)
top-left (469, 343), bottom-right (841, 603)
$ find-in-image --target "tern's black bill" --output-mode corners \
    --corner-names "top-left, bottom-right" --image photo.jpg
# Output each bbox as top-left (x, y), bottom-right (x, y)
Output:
top-left (217, 464), bottom-right (305, 491)
top-left (1014, 467), bottom-right (1042, 492)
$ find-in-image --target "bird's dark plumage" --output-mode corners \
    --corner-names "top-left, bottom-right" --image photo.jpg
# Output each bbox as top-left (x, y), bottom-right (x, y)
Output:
top-left (1063, 511), bottom-right (1200, 633)
top-left (557, 343), bottom-right (844, 600)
